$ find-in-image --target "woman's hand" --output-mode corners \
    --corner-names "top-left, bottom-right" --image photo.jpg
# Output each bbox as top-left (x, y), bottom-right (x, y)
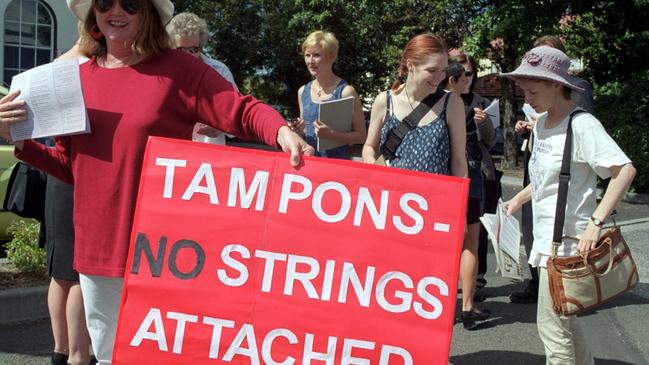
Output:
top-left (314, 120), bottom-right (334, 138)
top-left (0, 90), bottom-right (27, 141)
top-left (577, 222), bottom-right (602, 254)
top-left (503, 196), bottom-right (523, 216)
top-left (361, 154), bottom-right (376, 164)
top-left (474, 108), bottom-right (487, 125)
top-left (515, 120), bottom-right (535, 136)
top-left (195, 124), bottom-right (223, 138)
top-left (276, 125), bottom-right (314, 167)
top-left (514, 120), bottom-right (527, 135)
top-left (287, 117), bottom-right (305, 135)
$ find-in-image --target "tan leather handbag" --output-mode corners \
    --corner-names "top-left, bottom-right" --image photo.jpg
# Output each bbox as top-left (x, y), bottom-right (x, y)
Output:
top-left (546, 110), bottom-right (639, 316)
top-left (547, 227), bottom-right (639, 316)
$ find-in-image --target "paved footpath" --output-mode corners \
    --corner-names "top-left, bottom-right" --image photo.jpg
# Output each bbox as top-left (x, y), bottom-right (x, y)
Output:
top-left (1, 183), bottom-right (647, 365)
top-left (448, 184), bottom-right (649, 365)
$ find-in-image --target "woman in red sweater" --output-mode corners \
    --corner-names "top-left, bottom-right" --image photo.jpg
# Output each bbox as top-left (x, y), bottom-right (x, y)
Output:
top-left (0, 1), bottom-right (312, 363)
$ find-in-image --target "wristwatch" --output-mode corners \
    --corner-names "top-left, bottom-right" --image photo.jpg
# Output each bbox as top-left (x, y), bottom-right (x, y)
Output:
top-left (590, 216), bottom-right (605, 227)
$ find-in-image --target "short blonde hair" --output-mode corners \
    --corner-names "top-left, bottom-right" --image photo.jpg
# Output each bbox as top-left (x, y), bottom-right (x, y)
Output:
top-left (166, 12), bottom-right (209, 48)
top-left (302, 31), bottom-right (339, 59)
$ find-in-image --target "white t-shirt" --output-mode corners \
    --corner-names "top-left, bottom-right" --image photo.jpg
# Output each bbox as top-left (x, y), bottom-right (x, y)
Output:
top-left (528, 109), bottom-right (631, 267)
top-left (194, 54), bottom-right (239, 145)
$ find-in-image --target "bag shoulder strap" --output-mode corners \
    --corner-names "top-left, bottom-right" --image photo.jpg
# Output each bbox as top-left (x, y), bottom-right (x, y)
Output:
top-left (551, 109), bottom-right (588, 250)
top-left (384, 90), bottom-right (392, 121)
top-left (380, 90), bottom-right (445, 160)
top-left (440, 93), bottom-right (451, 121)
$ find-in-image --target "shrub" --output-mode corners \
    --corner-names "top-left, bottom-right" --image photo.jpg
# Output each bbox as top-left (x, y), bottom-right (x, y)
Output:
top-left (4, 220), bottom-right (45, 273)
top-left (594, 70), bottom-right (649, 194)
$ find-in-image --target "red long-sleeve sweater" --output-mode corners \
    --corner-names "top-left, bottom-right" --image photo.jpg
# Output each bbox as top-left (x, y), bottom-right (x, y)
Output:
top-left (17, 50), bottom-right (284, 277)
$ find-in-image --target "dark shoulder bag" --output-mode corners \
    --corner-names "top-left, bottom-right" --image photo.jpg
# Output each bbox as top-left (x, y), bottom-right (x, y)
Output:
top-left (3, 162), bottom-right (47, 222)
top-left (546, 110), bottom-right (639, 315)
top-left (375, 90), bottom-right (446, 166)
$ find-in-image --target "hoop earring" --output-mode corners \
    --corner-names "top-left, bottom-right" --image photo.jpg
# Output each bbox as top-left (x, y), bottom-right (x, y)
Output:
top-left (90, 24), bottom-right (103, 40)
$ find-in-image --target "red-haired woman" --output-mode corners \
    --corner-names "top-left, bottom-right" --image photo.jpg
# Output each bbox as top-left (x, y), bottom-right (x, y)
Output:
top-left (362, 33), bottom-right (466, 177)
top-left (362, 33), bottom-right (474, 326)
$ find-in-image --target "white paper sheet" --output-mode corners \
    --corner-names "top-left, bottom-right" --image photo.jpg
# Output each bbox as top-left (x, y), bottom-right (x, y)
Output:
top-left (522, 103), bottom-right (548, 126)
top-left (479, 199), bottom-right (527, 280)
top-left (496, 202), bottom-right (521, 262)
top-left (8, 59), bottom-right (89, 141)
top-left (484, 98), bottom-right (500, 128)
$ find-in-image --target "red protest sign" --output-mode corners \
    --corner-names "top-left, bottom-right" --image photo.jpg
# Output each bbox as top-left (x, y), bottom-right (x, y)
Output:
top-left (113, 137), bottom-right (468, 364)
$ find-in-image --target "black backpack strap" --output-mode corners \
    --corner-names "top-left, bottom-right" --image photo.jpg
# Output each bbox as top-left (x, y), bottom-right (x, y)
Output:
top-left (439, 93), bottom-right (451, 121)
top-left (381, 90), bottom-right (445, 160)
top-left (384, 90), bottom-right (392, 122)
top-left (551, 109), bottom-right (588, 250)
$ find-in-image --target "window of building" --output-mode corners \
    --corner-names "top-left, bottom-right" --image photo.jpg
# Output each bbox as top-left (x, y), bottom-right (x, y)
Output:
top-left (3, 0), bottom-right (54, 86)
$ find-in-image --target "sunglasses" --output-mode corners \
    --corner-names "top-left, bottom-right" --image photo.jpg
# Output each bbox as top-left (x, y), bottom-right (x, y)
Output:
top-left (95, 0), bottom-right (140, 14)
top-left (177, 46), bottom-right (201, 54)
top-left (464, 71), bottom-right (474, 78)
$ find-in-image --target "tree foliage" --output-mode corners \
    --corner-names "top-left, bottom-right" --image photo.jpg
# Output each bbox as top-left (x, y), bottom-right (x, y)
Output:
top-left (172, 0), bottom-right (472, 115)
top-left (171, 0), bottom-right (649, 192)
top-left (562, 1), bottom-right (649, 192)
top-left (461, 0), bottom-right (576, 168)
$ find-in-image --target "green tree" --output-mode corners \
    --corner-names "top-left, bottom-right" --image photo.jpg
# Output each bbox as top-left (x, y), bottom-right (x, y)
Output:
top-left (562, 1), bottom-right (649, 192)
top-left (462, 1), bottom-right (576, 168)
top-left (172, 0), bottom-right (472, 116)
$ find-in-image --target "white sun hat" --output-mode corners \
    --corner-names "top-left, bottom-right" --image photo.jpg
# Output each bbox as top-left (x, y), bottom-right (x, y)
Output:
top-left (501, 46), bottom-right (584, 91)
top-left (67, 0), bottom-right (174, 25)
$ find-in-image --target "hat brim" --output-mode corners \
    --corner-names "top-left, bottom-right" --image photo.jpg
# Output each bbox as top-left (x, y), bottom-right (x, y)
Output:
top-left (501, 70), bottom-right (585, 92)
top-left (67, 0), bottom-right (174, 24)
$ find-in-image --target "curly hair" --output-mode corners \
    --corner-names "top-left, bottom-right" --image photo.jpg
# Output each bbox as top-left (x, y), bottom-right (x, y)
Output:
top-left (166, 12), bottom-right (209, 48)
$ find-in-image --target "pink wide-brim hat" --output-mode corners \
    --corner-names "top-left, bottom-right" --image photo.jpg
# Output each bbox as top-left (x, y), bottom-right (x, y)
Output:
top-left (67, 0), bottom-right (174, 25)
top-left (501, 46), bottom-right (584, 92)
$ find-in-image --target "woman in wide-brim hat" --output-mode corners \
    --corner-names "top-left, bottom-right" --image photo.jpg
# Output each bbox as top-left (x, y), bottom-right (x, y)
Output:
top-left (503, 46), bottom-right (635, 365)
top-left (0, 1), bottom-right (313, 363)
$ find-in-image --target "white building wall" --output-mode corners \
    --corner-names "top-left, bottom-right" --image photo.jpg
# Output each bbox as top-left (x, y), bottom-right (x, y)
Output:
top-left (0, 0), bottom-right (77, 86)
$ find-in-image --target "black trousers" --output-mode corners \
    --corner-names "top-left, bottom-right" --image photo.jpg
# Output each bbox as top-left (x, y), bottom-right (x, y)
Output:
top-left (478, 178), bottom-right (501, 276)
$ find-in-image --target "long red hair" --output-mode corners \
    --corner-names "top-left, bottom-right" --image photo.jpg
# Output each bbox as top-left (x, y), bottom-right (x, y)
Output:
top-left (391, 33), bottom-right (447, 90)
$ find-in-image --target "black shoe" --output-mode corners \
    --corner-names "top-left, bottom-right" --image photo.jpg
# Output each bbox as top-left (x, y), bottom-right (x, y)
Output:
top-left (65, 356), bottom-right (97, 365)
top-left (52, 352), bottom-right (69, 365)
top-left (461, 308), bottom-right (492, 330)
top-left (510, 283), bottom-right (538, 304)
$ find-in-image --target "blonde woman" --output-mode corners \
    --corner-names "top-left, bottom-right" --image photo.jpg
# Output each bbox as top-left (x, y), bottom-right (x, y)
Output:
top-left (294, 30), bottom-right (366, 159)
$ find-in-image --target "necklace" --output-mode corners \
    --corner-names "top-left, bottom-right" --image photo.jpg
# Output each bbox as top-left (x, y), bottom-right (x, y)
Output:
top-left (315, 79), bottom-right (336, 97)
top-left (404, 86), bottom-right (416, 110)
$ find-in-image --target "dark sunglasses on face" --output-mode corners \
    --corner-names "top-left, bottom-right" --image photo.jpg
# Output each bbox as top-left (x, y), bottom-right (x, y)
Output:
top-left (95, 0), bottom-right (140, 14)
top-left (464, 71), bottom-right (474, 78)
top-left (177, 46), bottom-right (201, 55)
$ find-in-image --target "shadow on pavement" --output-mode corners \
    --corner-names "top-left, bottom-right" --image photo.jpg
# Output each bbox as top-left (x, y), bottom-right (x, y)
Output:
top-left (454, 283), bottom-right (538, 328)
top-left (0, 318), bottom-right (51, 356)
top-left (451, 352), bottom-right (640, 365)
top-left (450, 350), bottom-right (545, 364)
top-left (595, 359), bottom-right (642, 364)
